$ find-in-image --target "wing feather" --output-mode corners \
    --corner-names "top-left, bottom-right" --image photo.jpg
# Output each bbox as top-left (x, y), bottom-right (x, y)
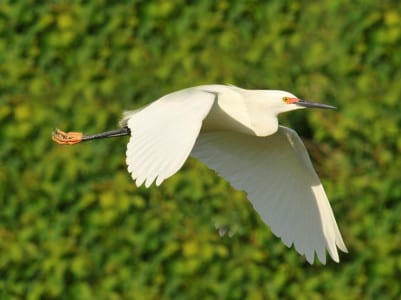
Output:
top-left (191, 126), bottom-right (347, 264)
top-left (126, 88), bottom-right (216, 187)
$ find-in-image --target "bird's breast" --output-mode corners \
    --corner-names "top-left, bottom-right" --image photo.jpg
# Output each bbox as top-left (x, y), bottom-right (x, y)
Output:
top-left (202, 101), bottom-right (256, 135)
top-left (201, 96), bottom-right (278, 137)
top-left (197, 85), bottom-right (279, 137)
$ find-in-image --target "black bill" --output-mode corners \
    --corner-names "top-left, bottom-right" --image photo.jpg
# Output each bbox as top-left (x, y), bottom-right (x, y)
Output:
top-left (296, 100), bottom-right (337, 110)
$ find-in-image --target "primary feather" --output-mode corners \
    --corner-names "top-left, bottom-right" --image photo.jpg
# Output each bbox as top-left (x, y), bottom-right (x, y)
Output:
top-left (191, 127), bottom-right (347, 264)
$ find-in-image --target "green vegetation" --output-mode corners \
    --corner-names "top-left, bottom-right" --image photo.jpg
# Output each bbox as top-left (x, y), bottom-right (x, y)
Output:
top-left (1, 1), bottom-right (401, 299)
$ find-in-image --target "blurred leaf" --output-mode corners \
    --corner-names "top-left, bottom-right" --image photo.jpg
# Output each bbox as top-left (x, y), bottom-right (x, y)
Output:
top-left (1, 1), bottom-right (401, 299)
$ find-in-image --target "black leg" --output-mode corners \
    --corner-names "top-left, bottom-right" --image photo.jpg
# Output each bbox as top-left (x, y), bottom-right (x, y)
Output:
top-left (82, 127), bottom-right (131, 141)
top-left (52, 127), bottom-right (131, 145)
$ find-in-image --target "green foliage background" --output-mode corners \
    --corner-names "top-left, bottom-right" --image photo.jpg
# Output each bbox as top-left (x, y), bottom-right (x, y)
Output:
top-left (1, 1), bottom-right (401, 299)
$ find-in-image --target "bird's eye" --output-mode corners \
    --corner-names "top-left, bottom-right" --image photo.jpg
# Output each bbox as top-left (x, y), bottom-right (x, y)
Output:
top-left (282, 97), bottom-right (289, 103)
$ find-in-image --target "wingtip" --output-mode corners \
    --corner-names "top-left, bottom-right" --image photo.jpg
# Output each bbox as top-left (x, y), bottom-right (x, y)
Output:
top-left (331, 255), bottom-right (340, 263)
top-left (155, 177), bottom-right (164, 186)
top-left (337, 240), bottom-right (349, 253)
top-left (305, 254), bottom-right (315, 265)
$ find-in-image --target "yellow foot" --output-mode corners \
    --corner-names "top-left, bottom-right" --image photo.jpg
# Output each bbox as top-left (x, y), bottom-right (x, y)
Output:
top-left (52, 128), bottom-right (83, 145)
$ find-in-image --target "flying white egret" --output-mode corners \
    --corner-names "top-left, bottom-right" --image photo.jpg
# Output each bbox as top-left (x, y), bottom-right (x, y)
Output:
top-left (52, 84), bottom-right (347, 264)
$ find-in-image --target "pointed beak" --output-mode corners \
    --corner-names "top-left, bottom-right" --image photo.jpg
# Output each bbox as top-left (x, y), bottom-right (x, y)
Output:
top-left (295, 99), bottom-right (337, 110)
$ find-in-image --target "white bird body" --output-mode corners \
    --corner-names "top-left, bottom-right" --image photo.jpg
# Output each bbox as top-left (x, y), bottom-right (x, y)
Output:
top-left (121, 85), bottom-right (293, 136)
top-left (54, 84), bottom-right (347, 264)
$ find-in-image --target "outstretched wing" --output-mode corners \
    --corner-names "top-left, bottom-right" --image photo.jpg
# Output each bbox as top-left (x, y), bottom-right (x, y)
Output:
top-left (126, 88), bottom-right (216, 187)
top-left (191, 126), bottom-right (347, 264)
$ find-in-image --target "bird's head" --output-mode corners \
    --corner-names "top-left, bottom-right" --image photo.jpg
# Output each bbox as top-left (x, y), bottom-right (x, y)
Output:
top-left (265, 90), bottom-right (336, 115)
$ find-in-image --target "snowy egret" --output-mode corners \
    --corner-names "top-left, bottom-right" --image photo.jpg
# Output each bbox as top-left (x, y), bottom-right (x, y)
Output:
top-left (52, 84), bottom-right (347, 264)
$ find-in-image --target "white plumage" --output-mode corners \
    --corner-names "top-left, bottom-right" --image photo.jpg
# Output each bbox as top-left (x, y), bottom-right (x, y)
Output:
top-left (120, 84), bottom-right (347, 264)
